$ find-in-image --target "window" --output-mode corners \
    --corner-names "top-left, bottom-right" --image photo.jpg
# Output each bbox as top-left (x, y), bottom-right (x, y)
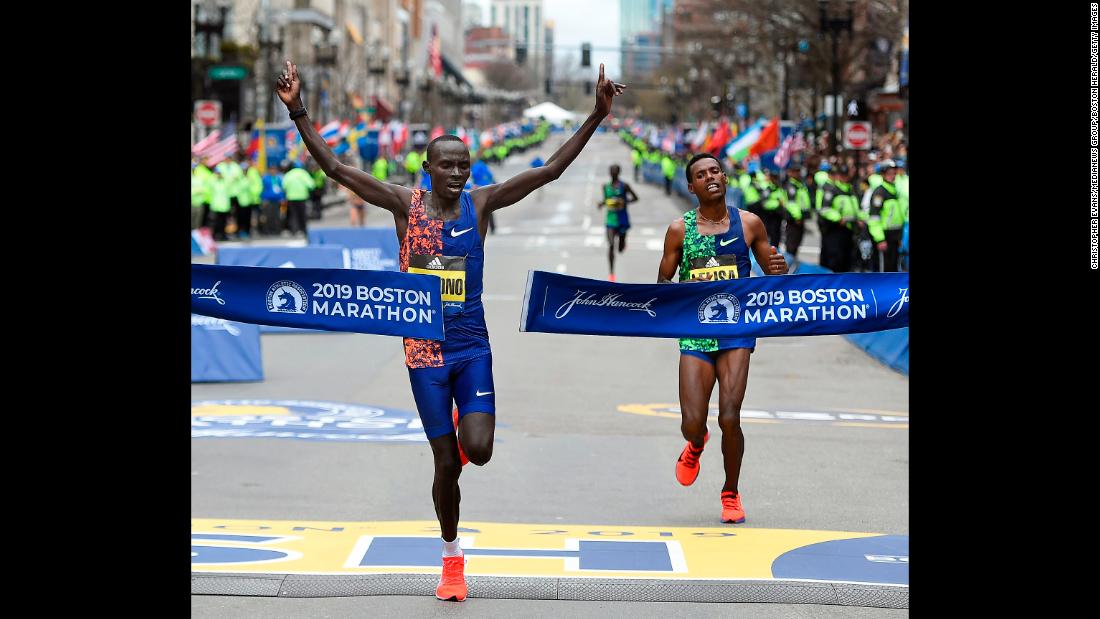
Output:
top-left (524, 6), bottom-right (529, 44)
top-left (505, 6), bottom-right (510, 35)
top-left (491, 5), bottom-right (496, 26)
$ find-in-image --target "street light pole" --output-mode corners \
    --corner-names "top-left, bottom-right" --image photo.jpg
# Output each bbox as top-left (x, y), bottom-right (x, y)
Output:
top-left (819, 0), bottom-right (853, 155)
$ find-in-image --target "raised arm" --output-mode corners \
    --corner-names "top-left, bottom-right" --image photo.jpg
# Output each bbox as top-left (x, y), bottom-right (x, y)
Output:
top-left (473, 64), bottom-right (625, 213)
top-left (657, 219), bottom-right (685, 282)
top-left (743, 211), bottom-right (789, 275)
top-left (276, 61), bottom-right (410, 214)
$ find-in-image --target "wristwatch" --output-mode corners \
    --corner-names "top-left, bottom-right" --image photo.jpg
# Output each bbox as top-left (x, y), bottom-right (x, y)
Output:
top-left (289, 106), bottom-right (308, 120)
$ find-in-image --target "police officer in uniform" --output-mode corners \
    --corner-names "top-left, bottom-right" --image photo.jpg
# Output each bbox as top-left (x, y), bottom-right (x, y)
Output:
top-left (783, 165), bottom-right (812, 262)
top-left (865, 160), bottom-right (906, 271)
top-left (757, 167), bottom-right (786, 248)
top-left (815, 163), bottom-right (858, 272)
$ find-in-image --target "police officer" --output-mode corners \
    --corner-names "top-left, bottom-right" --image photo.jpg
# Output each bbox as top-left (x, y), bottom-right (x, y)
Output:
top-left (758, 167), bottom-right (786, 248)
top-left (865, 160), bottom-right (907, 271)
top-left (309, 161), bottom-right (327, 220)
top-left (405, 149), bottom-right (421, 186)
top-left (660, 153), bottom-right (676, 195)
top-left (783, 165), bottom-right (812, 261)
top-left (815, 163), bottom-right (858, 272)
top-left (631, 147), bottom-right (642, 181)
top-left (282, 162), bottom-right (315, 236)
top-left (235, 158), bottom-right (262, 239)
top-left (740, 160), bottom-right (762, 215)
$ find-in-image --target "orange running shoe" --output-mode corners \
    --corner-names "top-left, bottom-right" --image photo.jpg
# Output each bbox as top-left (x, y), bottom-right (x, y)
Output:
top-left (435, 555), bottom-right (468, 601)
top-left (720, 491), bottom-right (746, 524)
top-left (675, 432), bottom-right (709, 486)
top-left (609, 273), bottom-right (616, 282)
top-left (453, 407), bottom-right (469, 466)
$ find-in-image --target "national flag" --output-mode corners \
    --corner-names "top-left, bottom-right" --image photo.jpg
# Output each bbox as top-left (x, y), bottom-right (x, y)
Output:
top-left (724, 119), bottom-right (766, 162)
top-left (319, 120), bottom-right (342, 145)
top-left (706, 121), bottom-right (732, 156)
top-left (192, 130), bottom-right (221, 156)
top-left (773, 134), bottom-right (794, 168)
top-left (748, 117), bottom-right (780, 158)
top-left (691, 121), bottom-right (710, 150)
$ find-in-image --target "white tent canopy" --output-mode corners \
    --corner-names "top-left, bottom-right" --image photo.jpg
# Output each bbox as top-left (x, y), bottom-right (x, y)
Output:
top-left (522, 102), bottom-right (579, 123)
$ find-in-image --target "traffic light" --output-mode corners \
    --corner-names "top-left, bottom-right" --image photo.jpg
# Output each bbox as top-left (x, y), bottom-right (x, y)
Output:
top-left (581, 43), bottom-right (591, 68)
top-left (516, 43), bottom-right (527, 65)
top-left (545, 78), bottom-right (552, 95)
top-left (585, 81), bottom-right (592, 95)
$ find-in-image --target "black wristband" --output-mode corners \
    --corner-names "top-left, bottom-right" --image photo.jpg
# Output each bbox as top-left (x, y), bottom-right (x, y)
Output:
top-left (289, 106), bottom-right (308, 120)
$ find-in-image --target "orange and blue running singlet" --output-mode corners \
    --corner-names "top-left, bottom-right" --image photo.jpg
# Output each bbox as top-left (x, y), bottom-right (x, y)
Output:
top-left (401, 189), bottom-right (494, 439)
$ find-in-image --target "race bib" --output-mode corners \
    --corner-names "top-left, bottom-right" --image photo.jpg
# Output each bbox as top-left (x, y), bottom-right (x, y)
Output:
top-left (408, 254), bottom-right (467, 315)
top-left (689, 254), bottom-right (740, 281)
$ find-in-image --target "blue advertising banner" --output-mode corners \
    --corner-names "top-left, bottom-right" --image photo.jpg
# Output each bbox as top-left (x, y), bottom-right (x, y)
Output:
top-left (191, 264), bottom-right (444, 339)
top-left (191, 315), bottom-right (263, 382)
top-left (216, 245), bottom-right (347, 333)
top-left (307, 227), bottom-right (400, 271)
top-left (520, 271), bottom-right (908, 339)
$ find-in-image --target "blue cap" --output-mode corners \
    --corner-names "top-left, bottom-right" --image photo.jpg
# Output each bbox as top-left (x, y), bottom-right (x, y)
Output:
top-left (819, 162), bottom-right (832, 171)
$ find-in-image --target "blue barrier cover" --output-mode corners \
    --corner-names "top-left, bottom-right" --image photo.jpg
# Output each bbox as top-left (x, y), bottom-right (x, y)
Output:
top-left (520, 271), bottom-right (908, 339)
top-left (793, 262), bottom-right (909, 375)
top-left (191, 264), bottom-right (444, 339)
top-left (307, 227), bottom-right (400, 271)
top-left (846, 327), bottom-right (909, 374)
top-left (191, 315), bottom-right (263, 382)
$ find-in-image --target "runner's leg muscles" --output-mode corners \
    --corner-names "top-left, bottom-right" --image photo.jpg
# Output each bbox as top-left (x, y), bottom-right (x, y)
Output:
top-left (458, 412), bottom-right (495, 466)
top-left (428, 434), bottom-right (463, 541)
top-left (679, 354), bottom-right (717, 447)
top-left (715, 349), bottom-right (751, 494)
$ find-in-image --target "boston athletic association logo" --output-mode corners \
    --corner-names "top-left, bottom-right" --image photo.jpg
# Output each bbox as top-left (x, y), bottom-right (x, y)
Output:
top-left (266, 280), bottom-right (308, 314)
top-left (698, 293), bottom-right (741, 324)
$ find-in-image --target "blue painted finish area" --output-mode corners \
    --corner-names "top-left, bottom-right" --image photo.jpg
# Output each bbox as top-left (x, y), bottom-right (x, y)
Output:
top-left (771, 534), bottom-right (908, 585)
top-left (357, 536), bottom-right (675, 572)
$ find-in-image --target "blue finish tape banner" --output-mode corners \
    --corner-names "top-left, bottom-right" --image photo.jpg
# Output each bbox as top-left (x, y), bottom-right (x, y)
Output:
top-left (191, 264), bottom-right (444, 340)
top-left (191, 315), bottom-right (263, 382)
top-left (216, 245), bottom-right (347, 333)
top-left (520, 271), bottom-right (909, 339)
top-left (307, 227), bottom-right (400, 271)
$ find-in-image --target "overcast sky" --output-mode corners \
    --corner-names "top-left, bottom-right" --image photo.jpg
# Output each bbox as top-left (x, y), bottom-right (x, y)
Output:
top-left (467, 0), bottom-right (622, 77)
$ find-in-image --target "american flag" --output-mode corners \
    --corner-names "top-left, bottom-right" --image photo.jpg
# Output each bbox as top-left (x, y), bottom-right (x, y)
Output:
top-left (791, 131), bottom-right (806, 154)
top-left (191, 129), bottom-right (221, 156)
top-left (773, 134), bottom-right (795, 168)
top-left (195, 122), bottom-right (238, 165)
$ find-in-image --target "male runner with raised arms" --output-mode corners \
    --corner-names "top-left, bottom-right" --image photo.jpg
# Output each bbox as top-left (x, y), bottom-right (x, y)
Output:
top-left (657, 152), bottom-right (788, 524)
top-left (276, 60), bottom-right (624, 602)
top-left (596, 164), bottom-right (639, 281)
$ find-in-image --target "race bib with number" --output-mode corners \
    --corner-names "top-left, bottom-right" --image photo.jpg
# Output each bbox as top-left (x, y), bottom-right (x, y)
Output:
top-left (408, 254), bottom-right (467, 315)
top-left (689, 254), bottom-right (740, 281)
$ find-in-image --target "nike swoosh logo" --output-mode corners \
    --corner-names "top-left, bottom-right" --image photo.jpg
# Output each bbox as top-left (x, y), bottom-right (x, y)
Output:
top-left (475, 390), bottom-right (493, 396)
top-left (719, 237), bottom-right (739, 246)
top-left (450, 227), bottom-right (474, 237)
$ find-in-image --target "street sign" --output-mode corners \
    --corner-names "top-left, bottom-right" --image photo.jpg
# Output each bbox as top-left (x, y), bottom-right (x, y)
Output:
top-left (195, 100), bottom-right (221, 127)
top-left (844, 121), bottom-right (871, 150)
top-left (208, 66), bottom-right (247, 80)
